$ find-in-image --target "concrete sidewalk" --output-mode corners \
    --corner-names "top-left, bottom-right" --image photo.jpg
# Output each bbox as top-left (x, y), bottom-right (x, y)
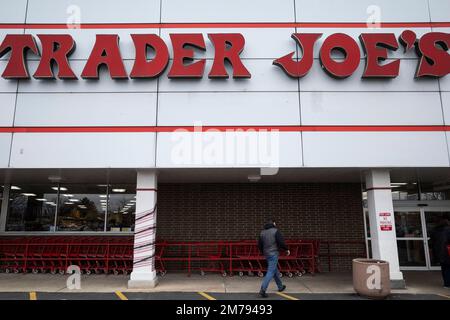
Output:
top-left (0, 271), bottom-right (449, 297)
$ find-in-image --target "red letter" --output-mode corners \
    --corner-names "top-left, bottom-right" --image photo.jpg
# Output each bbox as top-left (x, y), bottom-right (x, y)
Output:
top-left (34, 34), bottom-right (77, 79)
top-left (319, 33), bottom-right (361, 78)
top-left (81, 34), bottom-right (127, 79)
top-left (359, 33), bottom-right (400, 78)
top-left (273, 33), bottom-right (322, 78)
top-left (168, 34), bottom-right (206, 78)
top-left (0, 34), bottom-right (39, 79)
top-left (130, 34), bottom-right (169, 78)
top-left (415, 32), bottom-right (450, 78)
top-left (208, 33), bottom-right (250, 78)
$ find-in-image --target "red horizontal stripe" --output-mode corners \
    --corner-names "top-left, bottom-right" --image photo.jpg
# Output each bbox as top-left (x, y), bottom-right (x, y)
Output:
top-left (0, 22), bottom-right (449, 29)
top-left (0, 125), bottom-right (449, 133)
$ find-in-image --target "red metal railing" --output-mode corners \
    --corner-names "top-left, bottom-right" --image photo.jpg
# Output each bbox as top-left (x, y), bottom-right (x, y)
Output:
top-left (0, 237), bottom-right (364, 276)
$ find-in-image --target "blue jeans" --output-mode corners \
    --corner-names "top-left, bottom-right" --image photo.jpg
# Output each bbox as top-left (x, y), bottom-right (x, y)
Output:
top-left (261, 254), bottom-right (283, 292)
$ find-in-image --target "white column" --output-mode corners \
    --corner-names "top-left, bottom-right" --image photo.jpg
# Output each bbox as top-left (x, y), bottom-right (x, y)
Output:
top-left (365, 169), bottom-right (405, 288)
top-left (128, 170), bottom-right (158, 288)
top-left (0, 184), bottom-right (10, 232)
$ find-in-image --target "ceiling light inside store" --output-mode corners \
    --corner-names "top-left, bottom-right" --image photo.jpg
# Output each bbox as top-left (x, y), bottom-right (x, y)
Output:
top-left (36, 198), bottom-right (47, 201)
top-left (78, 205), bottom-right (87, 209)
top-left (247, 175), bottom-right (261, 182)
top-left (21, 193), bottom-right (36, 197)
top-left (45, 202), bottom-right (56, 206)
top-left (99, 195), bottom-right (107, 198)
top-left (11, 186), bottom-right (21, 190)
top-left (63, 194), bottom-right (73, 197)
top-left (112, 189), bottom-right (126, 193)
top-left (51, 186), bottom-right (68, 191)
top-left (69, 199), bottom-right (80, 202)
top-left (64, 202), bottom-right (73, 205)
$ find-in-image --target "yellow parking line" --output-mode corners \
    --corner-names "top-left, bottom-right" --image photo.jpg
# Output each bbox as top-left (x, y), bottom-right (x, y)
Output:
top-left (115, 291), bottom-right (128, 300)
top-left (198, 292), bottom-right (216, 300)
top-left (275, 292), bottom-right (299, 300)
top-left (29, 292), bottom-right (37, 300)
top-left (437, 293), bottom-right (450, 300)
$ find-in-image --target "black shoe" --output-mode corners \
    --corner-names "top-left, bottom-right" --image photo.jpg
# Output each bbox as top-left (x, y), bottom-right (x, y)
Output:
top-left (259, 291), bottom-right (268, 298)
top-left (278, 285), bottom-right (286, 292)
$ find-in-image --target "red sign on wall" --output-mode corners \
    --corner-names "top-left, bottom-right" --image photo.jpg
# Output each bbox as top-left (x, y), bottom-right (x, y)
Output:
top-left (379, 212), bottom-right (393, 231)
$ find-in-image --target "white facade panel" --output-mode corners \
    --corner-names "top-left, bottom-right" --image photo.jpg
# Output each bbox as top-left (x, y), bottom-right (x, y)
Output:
top-left (299, 59), bottom-right (439, 92)
top-left (440, 73), bottom-right (450, 92)
top-left (303, 132), bottom-right (449, 167)
top-left (428, 0), bottom-right (450, 22)
top-left (159, 28), bottom-right (297, 59)
top-left (0, 133), bottom-right (11, 167)
top-left (441, 92), bottom-right (450, 125)
top-left (0, 0), bottom-right (27, 23)
top-left (156, 131), bottom-right (302, 168)
top-left (159, 59), bottom-right (297, 92)
top-left (24, 29), bottom-right (159, 60)
top-left (0, 94), bottom-right (16, 126)
top-left (161, 0), bottom-right (294, 23)
top-left (18, 60), bottom-right (157, 93)
top-left (26, 0), bottom-right (161, 23)
top-left (15, 93), bottom-right (157, 126)
top-left (158, 92), bottom-right (300, 126)
top-left (295, 0), bottom-right (430, 23)
top-left (300, 92), bottom-right (443, 125)
top-left (0, 61), bottom-right (18, 93)
top-left (9, 132), bottom-right (156, 168)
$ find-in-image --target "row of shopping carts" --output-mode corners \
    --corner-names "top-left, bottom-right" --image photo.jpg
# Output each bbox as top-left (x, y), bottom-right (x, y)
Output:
top-left (0, 236), bottom-right (134, 275)
top-left (0, 237), bottom-right (319, 277)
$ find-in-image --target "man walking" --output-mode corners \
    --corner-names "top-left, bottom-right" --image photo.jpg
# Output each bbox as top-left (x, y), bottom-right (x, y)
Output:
top-left (258, 219), bottom-right (290, 298)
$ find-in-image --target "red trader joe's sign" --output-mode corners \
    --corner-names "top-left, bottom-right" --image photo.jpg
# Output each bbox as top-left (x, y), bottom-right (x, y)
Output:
top-left (0, 31), bottom-right (448, 80)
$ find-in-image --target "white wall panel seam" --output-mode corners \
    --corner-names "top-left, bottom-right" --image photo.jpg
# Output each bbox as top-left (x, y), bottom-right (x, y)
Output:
top-left (7, 0), bottom-right (29, 168)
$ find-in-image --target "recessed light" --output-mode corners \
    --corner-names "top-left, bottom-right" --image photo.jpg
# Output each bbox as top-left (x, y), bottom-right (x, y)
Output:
top-left (36, 198), bottom-right (47, 201)
top-left (22, 193), bottom-right (37, 197)
top-left (69, 199), bottom-right (80, 202)
top-left (11, 186), bottom-right (21, 190)
top-left (112, 189), bottom-right (126, 193)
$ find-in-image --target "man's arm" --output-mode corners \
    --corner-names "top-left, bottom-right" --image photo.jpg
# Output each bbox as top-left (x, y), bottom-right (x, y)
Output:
top-left (275, 230), bottom-right (289, 251)
top-left (258, 235), bottom-right (264, 254)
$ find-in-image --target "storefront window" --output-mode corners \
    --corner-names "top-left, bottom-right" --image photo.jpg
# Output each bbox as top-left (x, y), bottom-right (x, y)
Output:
top-left (56, 184), bottom-right (107, 232)
top-left (391, 182), bottom-right (419, 201)
top-left (107, 184), bottom-right (136, 232)
top-left (6, 185), bottom-right (57, 231)
top-left (419, 182), bottom-right (450, 201)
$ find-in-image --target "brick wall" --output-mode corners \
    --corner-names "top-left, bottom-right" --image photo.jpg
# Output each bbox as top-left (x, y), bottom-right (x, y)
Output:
top-left (157, 183), bottom-right (366, 271)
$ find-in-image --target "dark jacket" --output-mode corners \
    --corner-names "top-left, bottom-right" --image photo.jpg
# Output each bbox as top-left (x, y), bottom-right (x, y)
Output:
top-left (429, 224), bottom-right (450, 265)
top-left (258, 223), bottom-right (288, 257)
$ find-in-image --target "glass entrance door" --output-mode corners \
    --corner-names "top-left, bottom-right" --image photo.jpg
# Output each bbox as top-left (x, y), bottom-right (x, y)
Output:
top-left (364, 206), bottom-right (450, 270)
top-left (394, 209), bottom-right (427, 269)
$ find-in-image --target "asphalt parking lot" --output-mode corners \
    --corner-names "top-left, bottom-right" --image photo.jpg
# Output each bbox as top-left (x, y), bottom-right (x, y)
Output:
top-left (0, 291), bottom-right (448, 300)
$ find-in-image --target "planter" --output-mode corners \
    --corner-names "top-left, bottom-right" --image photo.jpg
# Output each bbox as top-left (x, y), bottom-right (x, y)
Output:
top-left (353, 258), bottom-right (390, 299)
